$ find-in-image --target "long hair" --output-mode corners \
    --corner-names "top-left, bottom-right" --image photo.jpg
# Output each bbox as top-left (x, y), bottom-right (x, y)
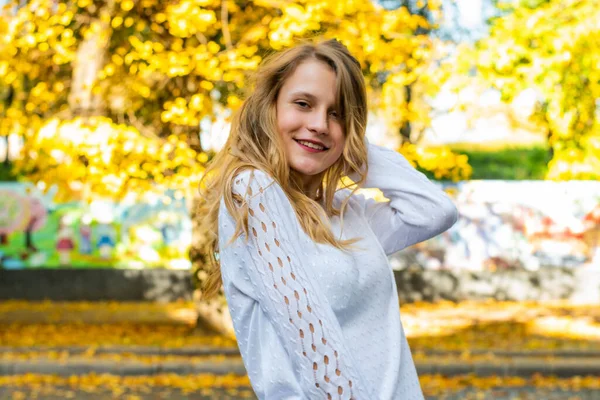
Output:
top-left (196, 38), bottom-right (369, 299)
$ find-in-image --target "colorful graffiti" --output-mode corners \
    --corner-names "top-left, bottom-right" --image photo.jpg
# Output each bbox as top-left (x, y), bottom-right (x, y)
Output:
top-left (1, 181), bottom-right (599, 270)
top-left (0, 183), bottom-right (192, 269)
top-left (407, 181), bottom-right (600, 271)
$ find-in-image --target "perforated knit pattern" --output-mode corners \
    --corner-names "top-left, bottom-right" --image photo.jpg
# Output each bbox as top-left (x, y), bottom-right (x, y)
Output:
top-left (218, 143), bottom-right (458, 400)
top-left (228, 170), bottom-right (369, 399)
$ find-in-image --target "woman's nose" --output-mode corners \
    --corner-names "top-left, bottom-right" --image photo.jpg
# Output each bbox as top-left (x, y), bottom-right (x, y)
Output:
top-left (307, 109), bottom-right (329, 135)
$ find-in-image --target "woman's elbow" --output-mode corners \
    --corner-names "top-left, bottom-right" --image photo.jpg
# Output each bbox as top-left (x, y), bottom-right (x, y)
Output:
top-left (437, 197), bottom-right (459, 233)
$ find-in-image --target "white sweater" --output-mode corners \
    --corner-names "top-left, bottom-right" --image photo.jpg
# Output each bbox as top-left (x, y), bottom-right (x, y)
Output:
top-left (218, 143), bottom-right (458, 400)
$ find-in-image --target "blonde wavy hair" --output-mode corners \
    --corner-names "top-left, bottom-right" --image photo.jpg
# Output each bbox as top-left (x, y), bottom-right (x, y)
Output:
top-left (196, 38), bottom-right (369, 299)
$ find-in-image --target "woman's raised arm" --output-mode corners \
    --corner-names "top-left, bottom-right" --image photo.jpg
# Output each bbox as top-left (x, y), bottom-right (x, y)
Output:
top-left (354, 142), bottom-right (459, 256)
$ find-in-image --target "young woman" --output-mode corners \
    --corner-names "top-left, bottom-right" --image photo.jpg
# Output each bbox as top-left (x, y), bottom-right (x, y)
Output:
top-left (197, 39), bottom-right (458, 400)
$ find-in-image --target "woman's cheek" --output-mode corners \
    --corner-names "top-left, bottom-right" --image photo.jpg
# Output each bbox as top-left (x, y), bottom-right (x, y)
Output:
top-left (278, 112), bottom-right (296, 135)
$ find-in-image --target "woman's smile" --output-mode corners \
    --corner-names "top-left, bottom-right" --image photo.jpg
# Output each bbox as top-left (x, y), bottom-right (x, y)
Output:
top-left (294, 139), bottom-right (329, 152)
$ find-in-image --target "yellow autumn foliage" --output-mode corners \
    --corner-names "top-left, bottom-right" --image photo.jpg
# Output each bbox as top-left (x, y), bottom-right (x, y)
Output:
top-left (451, 0), bottom-right (600, 180)
top-left (0, 0), bottom-right (469, 204)
top-left (400, 142), bottom-right (472, 182)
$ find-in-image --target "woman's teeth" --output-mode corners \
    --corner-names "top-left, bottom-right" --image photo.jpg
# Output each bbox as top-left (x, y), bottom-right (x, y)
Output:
top-left (297, 140), bottom-right (325, 150)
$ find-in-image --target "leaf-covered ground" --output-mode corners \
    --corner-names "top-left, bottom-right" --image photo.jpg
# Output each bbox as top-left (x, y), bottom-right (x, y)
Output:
top-left (0, 322), bottom-right (234, 349)
top-left (2, 300), bottom-right (599, 352)
top-left (401, 300), bottom-right (600, 353)
top-left (0, 374), bottom-right (253, 399)
top-left (0, 373), bottom-right (599, 399)
top-left (1, 300), bottom-right (599, 399)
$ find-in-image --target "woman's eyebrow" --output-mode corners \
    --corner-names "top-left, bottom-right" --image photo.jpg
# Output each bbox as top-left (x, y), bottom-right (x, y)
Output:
top-left (289, 91), bottom-right (318, 102)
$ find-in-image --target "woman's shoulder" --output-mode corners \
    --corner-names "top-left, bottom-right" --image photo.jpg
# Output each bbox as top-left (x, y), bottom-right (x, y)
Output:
top-left (231, 168), bottom-right (277, 198)
top-left (232, 168), bottom-right (274, 184)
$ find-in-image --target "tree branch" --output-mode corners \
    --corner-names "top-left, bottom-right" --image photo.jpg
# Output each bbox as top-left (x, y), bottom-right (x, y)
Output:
top-left (221, 0), bottom-right (233, 51)
top-left (126, 110), bottom-right (161, 141)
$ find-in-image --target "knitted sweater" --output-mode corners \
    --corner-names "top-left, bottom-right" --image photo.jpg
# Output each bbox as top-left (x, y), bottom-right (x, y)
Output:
top-left (218, 142), bottom-right (458, 400)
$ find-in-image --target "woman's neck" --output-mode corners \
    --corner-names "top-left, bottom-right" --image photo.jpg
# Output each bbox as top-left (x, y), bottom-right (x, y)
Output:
top-left (293, 170), bottom-right (324, 201)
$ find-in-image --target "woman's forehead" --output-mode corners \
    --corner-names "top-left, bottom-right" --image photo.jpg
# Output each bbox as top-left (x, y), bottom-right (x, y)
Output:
top-left (280, 60), bottom-right (337, 102)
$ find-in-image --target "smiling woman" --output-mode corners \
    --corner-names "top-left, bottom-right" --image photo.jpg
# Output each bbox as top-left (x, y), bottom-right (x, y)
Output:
top-left (196, 39), bottom-right (458, 400)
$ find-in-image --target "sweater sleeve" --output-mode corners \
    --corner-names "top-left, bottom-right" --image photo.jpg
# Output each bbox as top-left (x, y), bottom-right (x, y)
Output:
top-left (354, 142), bottom-right (459, 256)
top-left (224, 169), bottom-right (373, 400)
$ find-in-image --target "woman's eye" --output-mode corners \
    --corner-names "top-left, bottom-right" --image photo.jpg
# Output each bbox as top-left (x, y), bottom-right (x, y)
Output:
top-left (295, 101), bottom-right (309, 108)
top-left (329, 111), bottom-right (339, 118)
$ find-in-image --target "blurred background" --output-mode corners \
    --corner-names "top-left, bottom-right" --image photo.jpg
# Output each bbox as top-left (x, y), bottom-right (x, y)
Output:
top-left (0, 0), bottom-right (599, 399)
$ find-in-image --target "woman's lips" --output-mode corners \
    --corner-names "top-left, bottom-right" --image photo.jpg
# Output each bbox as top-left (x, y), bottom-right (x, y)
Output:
top-left (294, 139), bottom-right (327, 153)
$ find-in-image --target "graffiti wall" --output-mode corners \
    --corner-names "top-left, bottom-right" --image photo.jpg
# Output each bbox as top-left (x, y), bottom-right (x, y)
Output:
top-left (1, 181), bottom-right (599, 270)
top-left (0, 183), bottom-right (192, 269)
top-left (405, 181), bottom-right (600, 271)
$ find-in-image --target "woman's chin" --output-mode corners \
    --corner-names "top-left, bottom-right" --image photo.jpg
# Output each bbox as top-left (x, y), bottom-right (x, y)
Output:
top-left (290, 164), bottom-right (325, 178)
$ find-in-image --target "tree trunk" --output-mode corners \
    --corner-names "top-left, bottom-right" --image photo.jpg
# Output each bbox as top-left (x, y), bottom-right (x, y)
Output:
top-left (189, 195), bottom-right (235, 337)
top-left (3, 86), bottom-right (14, 166)
top-left (3, 137), bottom-right (9, 166)
top-left (400, 84), bottom-right (413, 143)
top-left (187, 129), bottom-right (203, 155)
top-left (68, 17), bottom-right (111, 115)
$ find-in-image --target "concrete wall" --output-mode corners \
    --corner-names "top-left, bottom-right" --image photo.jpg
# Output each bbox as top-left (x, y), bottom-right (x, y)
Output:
top-left (0, 269), bottom-right (193, 302)
top-left (2, 266), bottom-right (598, 304)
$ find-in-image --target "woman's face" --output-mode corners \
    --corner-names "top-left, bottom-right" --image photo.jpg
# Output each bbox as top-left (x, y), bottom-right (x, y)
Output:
top-left (276, 59), bottom-right (345, 181)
